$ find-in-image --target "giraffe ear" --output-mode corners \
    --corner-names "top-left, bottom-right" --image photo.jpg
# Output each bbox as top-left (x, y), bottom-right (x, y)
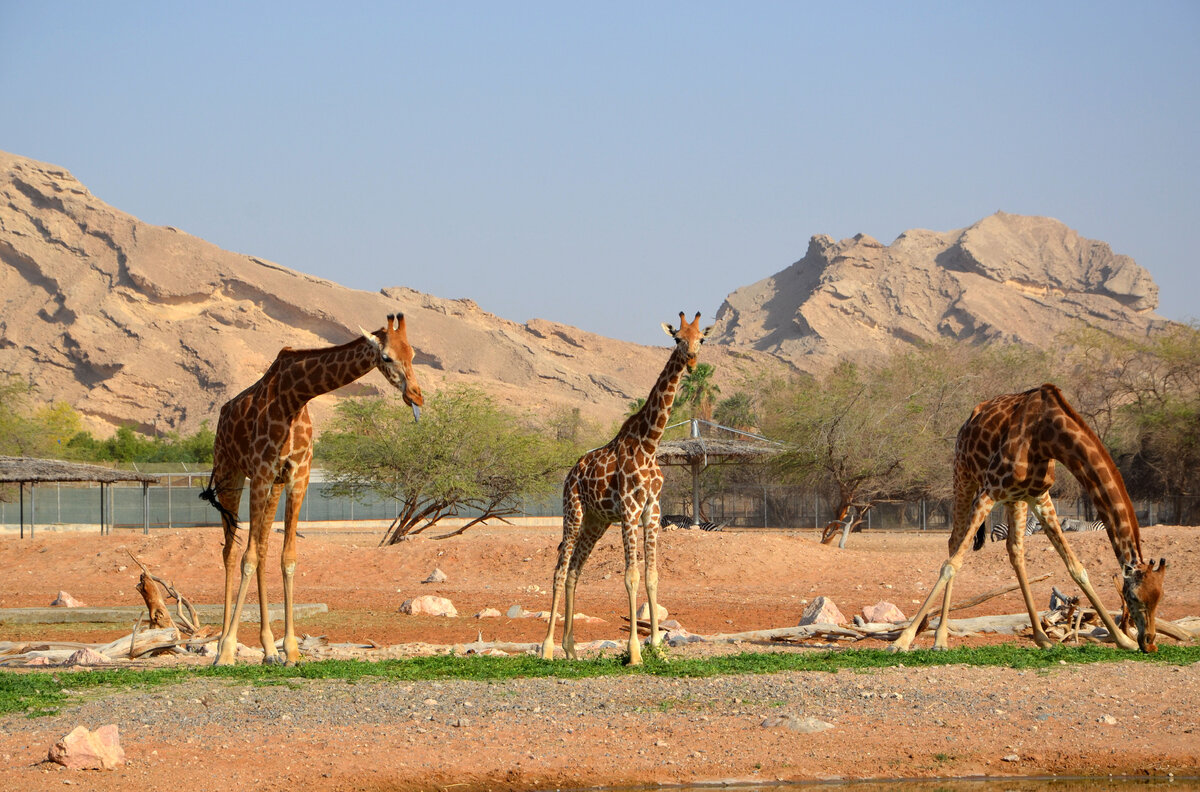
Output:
top-left (701, 325), bottom-right (713, 340)
top-left (359, 326), bottom-right (381, 350)
top-left (661, 322), bottom-right (677, 339)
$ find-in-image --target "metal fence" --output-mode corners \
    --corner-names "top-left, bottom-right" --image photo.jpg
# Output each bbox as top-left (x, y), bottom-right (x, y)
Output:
top-left (2, 475), bottom-right (1196, 533)
top-left (0, 473), bottom-right (560, 532)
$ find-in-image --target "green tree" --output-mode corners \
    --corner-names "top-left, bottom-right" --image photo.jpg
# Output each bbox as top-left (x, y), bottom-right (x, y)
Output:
top-left (677, 363), bottom-right (720, 422)
top-left (318, 386), bottom-right (579, 544)
top-left (713, 391), bottom-right (757, 432)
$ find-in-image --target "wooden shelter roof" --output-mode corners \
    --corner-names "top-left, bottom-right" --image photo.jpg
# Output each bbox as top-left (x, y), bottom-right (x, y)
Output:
top-left (656, 432), bottom-right (781, 466)
top-left (0, 456), bottom-right (157, 485)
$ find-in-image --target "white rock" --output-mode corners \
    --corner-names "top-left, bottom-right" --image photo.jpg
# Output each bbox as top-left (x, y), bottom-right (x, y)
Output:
top-left (798, 596), bottom-right (846, 626)
top-left (423, 568), bottom-right (448, 584)
top-left (400, 595), bottom-right (458, 617)
top-left (636, 602), bottom-right (668, 621)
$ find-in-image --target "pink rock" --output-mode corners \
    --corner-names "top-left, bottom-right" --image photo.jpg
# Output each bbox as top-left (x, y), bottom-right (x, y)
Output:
top-left (24, 656), bottom-right (53, 666)
top-left (399, 595), bottom-right (458, 617)
top-left (798, 596), bottom-right (846, 626)
top-left (64, 648), bottom-right (111, 666)
top-left (474, 607), bottom-right (502, 618)
top-left (51, 590), bottom-right (86, 608)
top-left (48, 724), bottom-right (125, 770)
top-left (862, 601), bottom-right (907, 624)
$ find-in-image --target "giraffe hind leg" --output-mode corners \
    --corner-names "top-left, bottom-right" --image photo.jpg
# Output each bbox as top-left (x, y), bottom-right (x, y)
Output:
top-left (541, 506), bottom-right (581, 660)
top-left (1006, 500), bottom-right (1054, 648)
top-left (563, 519), bottom-right (604, 660)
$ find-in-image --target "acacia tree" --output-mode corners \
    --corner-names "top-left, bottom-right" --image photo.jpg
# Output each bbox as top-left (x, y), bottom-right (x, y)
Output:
top-left (317, 386), bottom-right (579, 544)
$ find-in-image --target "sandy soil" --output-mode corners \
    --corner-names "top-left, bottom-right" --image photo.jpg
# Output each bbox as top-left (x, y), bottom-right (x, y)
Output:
top-left (1, 522), bottom-right (1198, 790)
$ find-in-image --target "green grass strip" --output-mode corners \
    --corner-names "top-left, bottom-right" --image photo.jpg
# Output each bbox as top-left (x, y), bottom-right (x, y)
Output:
top-left (2, 643), bottom-right (1197, 718)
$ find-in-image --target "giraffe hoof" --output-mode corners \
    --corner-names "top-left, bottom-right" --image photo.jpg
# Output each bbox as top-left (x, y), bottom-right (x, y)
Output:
top-left (884, 643), bottom-right (905, 654)
top-left (262, 654), bottom-right (286, 666)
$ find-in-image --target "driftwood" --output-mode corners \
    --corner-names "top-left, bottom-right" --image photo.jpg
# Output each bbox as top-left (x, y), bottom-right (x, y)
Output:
top-left (126, 550), bottom-right (199, 634)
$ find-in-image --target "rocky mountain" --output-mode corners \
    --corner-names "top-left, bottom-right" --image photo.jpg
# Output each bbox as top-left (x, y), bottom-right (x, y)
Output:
top-left (0, 150), bottom-right (776, 437)
top-left (709, 212), bottom-right (1168, 367)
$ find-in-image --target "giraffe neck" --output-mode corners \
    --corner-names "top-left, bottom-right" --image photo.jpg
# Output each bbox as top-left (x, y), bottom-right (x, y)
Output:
top-left (273, 337), bottom-right (378, 414)
top-left (618, 344), bottom-right (689, 449)
top-left (1050, 408), bottom-right (1144, 565)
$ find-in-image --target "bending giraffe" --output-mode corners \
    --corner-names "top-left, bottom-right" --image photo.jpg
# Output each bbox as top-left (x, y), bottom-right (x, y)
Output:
top-left (541, 312), bottom-right (710, 665)
top-left (201, 314), bottom-right (423, 666)
top-left (891, 383), bottom-right (1166, 654)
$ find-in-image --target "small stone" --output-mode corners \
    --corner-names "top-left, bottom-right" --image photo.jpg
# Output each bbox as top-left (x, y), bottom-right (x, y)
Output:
top-left (798, 596), bottom-right (846, 626)
top-left (861, 601), bottom-right (906, 624)
top-left (1002, 754), bottom-right (1020, 763)
top-left (1098, 714), bottom-right (1118, 725)
top-left (423, 568), bottom-right (448, 584)
top-left (399, 595), bottom-right (457, 617)
top-left (636, 602), bottom-right (668, 621)
top-left (63, 648), bottom-right (110, 667)
top-left (48, 725), bottom-right (125, 770)
top-left (505, 604), bottom-right (529, 618)
top-left (474, 607), bottom-right (501, 619)
top-left (51, 591), bottom-right (86, 608)
top-left (761, 715), bottom-right (834, 733)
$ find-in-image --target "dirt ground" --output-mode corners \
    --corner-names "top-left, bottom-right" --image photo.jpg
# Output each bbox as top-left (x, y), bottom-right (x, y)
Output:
top-left (1, 522), bottom-right (1198, 790)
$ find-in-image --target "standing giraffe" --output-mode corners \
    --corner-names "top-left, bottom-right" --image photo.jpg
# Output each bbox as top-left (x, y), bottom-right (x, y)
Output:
top-left (541, 312), bottom-right (710, 664)
top-left (201, 314), bottom-right (423, 666)
top-left (890, 383), bottom-right (1166, 653)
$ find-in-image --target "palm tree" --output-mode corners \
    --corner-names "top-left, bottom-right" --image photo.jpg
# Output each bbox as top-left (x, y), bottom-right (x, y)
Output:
top-left (625, 397), bottom-right (646, 418)
top-left (677, 363), bottom-right (720, 422)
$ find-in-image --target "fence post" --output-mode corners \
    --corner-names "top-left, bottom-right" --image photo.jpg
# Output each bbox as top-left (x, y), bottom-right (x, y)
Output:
top-left (143, 482), bottom-right (150, 535)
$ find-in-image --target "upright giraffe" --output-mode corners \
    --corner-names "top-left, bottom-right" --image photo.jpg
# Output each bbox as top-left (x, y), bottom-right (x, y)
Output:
top-left (891, 383), bottom-right (1166, 653)
top-left (202, 314), bottom-right (423, 666)
top-left (541, 312), bottom-right (710, 664)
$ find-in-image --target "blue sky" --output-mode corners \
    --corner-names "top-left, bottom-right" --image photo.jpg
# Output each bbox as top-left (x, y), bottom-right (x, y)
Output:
top-left (2, 2), bottom-right (1197, 346)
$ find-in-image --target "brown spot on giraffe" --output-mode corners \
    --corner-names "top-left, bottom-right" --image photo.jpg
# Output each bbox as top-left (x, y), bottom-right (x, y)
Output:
top-left (202, 314), bottom-right (424, 666)
top-left (542, 312), bottom-right (710, 665)
top-left (891, 383), bottom-right (1166, 654)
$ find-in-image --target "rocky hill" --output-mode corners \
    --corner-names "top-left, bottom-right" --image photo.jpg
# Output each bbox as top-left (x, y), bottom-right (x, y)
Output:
top-left (0, 150), bottom-right (776, 437)
top-left (709, 212), bottom-right (1168, 367)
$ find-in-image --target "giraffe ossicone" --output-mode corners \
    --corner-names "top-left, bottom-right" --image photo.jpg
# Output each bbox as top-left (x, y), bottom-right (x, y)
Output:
top-left (201, 313), bottom-right (424, 666)
top-left (889, 383), bottom-right (1166, 654)
top-left (541, 312), bottom-right (711, 665)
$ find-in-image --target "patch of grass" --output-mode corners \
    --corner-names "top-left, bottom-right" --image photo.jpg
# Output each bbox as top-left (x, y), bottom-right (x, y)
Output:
top-left (2, 643), bottom-right (1197, 719)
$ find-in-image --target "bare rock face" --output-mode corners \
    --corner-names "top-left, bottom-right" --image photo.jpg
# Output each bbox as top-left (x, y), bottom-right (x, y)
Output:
top-left (710, 212), bottom-right (1167, 368)
top-left (0, 150), bottom-right (774, 436)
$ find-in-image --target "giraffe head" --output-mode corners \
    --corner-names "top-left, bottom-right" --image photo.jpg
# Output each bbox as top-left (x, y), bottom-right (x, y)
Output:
top-left (1121, 557), bottom-right (1167, 653)
top-left (660, 311), bottom-right (711, 371)
top-left (361, 313), bottom-right (424, 420)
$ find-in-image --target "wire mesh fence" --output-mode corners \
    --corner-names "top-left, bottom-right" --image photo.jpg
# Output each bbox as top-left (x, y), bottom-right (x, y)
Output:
top-left (2, 476), bottom-right (1196, 532)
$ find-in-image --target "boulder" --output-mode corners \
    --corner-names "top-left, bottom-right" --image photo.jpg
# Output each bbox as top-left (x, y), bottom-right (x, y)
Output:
top-left (48, 724), bottom-right (125, 770)
top-left (51, 591), bottom-right (86, 608)
top-left (64, 648), bottom-right (111, 667)
top-left (399, 595), bottom-right (458, 617)
top-left (474, 607), bottom-right (502, 618)
top-left (798, 596), bottom-right (846, 626)
top-left (636, 602), bottom-right (668, 621)
top-left (862, 601), bottom-right (907, 624)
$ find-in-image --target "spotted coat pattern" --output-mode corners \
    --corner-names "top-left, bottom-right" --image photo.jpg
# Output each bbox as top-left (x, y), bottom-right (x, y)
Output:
top-left (207, 314), bottom-right (423, 666)
top-left (891, 383), bottom-right (1166, 653)
top-left (541, 313), bottom-right (709, 664)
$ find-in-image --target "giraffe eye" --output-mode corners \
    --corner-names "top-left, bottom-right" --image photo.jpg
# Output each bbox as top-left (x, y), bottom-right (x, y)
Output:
top-left (380, 352), bottom-right (393, 363)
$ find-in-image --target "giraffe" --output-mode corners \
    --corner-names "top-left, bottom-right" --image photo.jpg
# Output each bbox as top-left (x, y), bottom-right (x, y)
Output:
top-left (890, 383), bottom-right (1166, 653)
top-left (201, 314), bottom-right (423, 666)
top-left (541, 312), bottom-right (710, 665)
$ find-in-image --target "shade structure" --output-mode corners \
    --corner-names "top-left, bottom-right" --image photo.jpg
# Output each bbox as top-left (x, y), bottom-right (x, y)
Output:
top-left (655, 420), bottom-right (780, 527)
top-left (0, 456), bottom-right (158, 538)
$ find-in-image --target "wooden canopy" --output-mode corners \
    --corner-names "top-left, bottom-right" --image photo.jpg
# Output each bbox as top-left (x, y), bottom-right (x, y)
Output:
top-left (1, 456), bottom-right (157, 538)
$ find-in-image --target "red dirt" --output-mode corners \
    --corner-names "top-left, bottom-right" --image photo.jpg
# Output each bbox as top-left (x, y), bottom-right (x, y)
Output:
top-left (1, 522), bottom-right (1198, 790)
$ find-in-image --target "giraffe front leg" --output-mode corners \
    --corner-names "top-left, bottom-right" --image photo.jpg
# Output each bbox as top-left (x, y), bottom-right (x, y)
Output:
top-left (1033, 494), bottom-right (1138, 651)
top-left (255, 486), bottom-right (284, 665)
top-left (621, 519), bottom-right (642, 666)
top-left (643, 506), bottom-right (664, 654)
top-left (1007, 502), bottom-right (1053, 649)
top-left (279, 484), bottom-right (307, 666)
top-left (216, 539), bottom-right (259, 666)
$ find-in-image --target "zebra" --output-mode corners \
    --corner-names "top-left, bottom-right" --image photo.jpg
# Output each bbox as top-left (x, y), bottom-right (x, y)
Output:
top-left (661, 514), bottom-right (694, 530)
top-left (1062, 518), bottom-right (1106, 533)
top-left (971, 514), bottom-right (1041, 551)
top-left (697, 521), bottom-right (725, 532)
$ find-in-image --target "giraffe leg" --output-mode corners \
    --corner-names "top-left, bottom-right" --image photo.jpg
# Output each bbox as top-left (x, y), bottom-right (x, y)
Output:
top-left (562, 520), bottom-right (604, 660)
top-left (279, 478), bottom-right (308, 666)
top-left (213, 477), bottom-right (244, 667)
top-left (1032, 493), bottom-right (1138, 651)
top-left (1006, 501), bottom-right (1053, 648)
top-left (542, 498), bottom-right (582, 660)
top-left (216, 479), bottom-right (274, 666)
top-left (892, 491), bottom-right (993, 652)
top-left (620, 517), bottom-right (642, 666)
top-left (642, 490), bottom-right (664, 651)
top-left (256, 484), bottom-right (285, 665)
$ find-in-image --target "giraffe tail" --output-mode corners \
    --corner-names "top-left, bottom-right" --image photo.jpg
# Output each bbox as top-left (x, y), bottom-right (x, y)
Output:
top-left (199, 476), bottom-right (242, 540)
top-left (971, 521), bottom-right (987, 552)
